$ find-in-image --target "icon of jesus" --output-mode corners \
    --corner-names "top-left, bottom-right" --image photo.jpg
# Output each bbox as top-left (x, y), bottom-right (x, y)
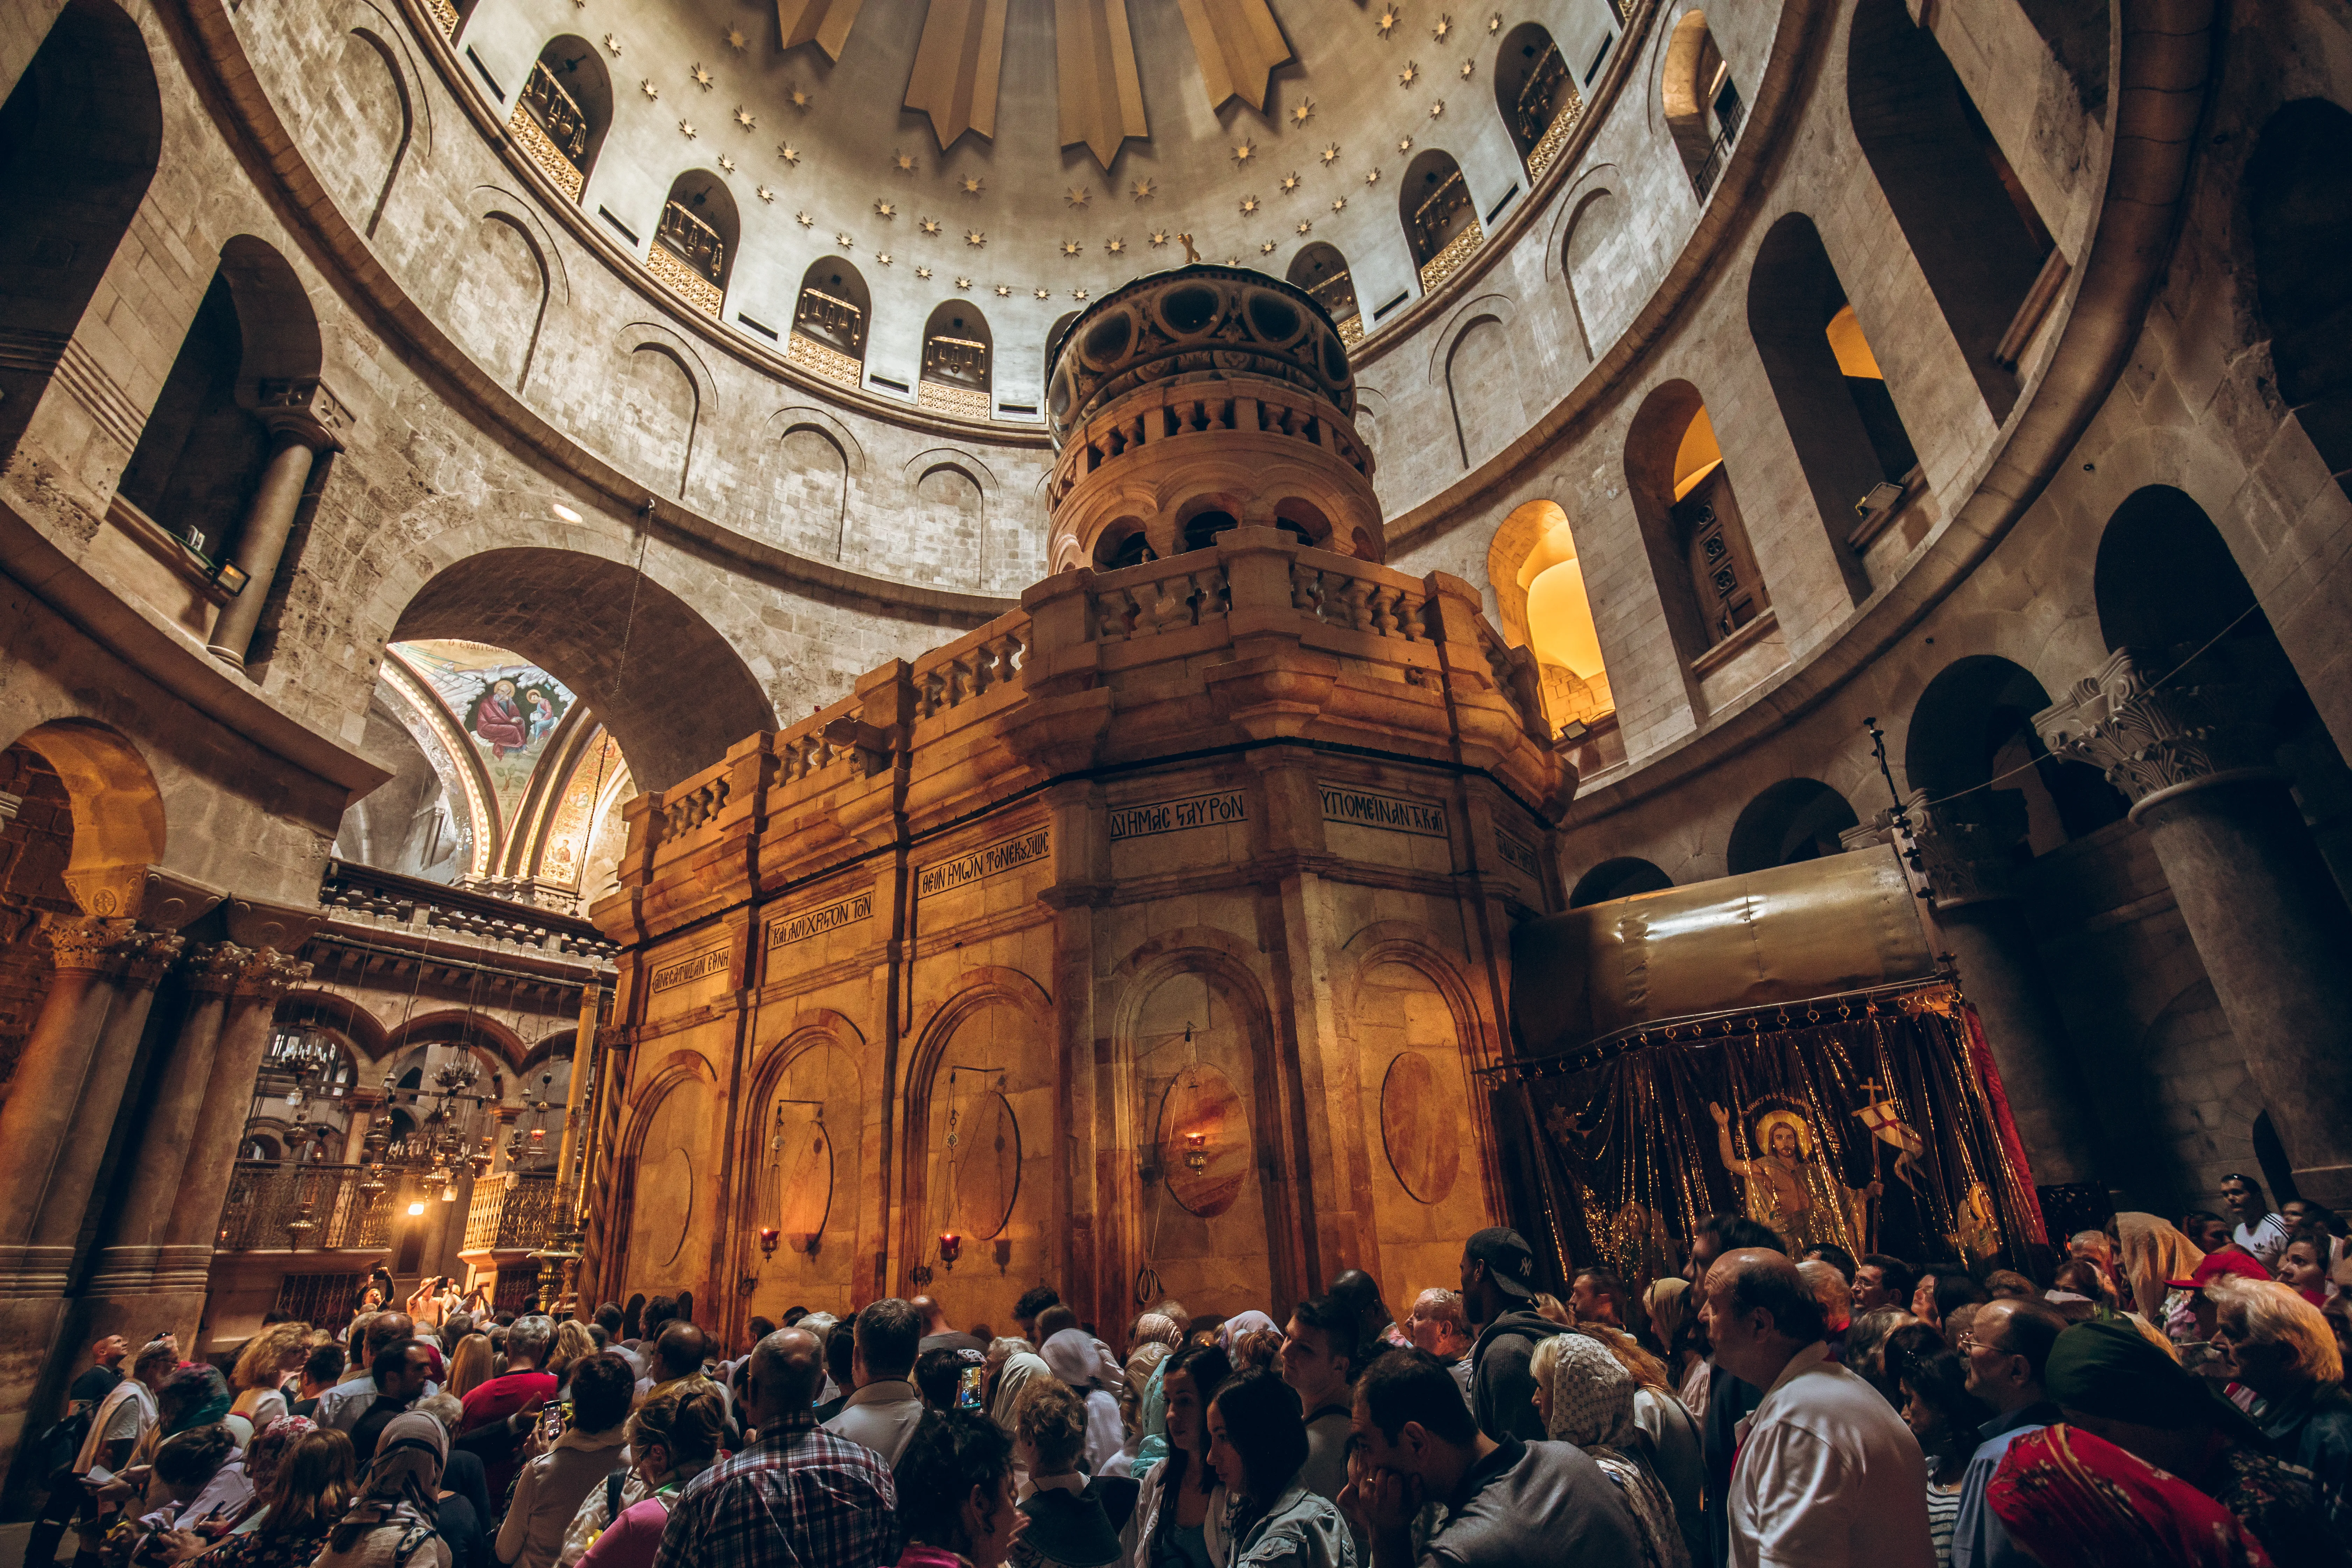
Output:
top-left (1709, 1100), bottom-right (1880, 1256)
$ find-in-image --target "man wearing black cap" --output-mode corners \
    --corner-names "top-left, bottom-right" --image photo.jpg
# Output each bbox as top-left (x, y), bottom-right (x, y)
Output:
top-left (1457, 1227), bottom-right (1560, 1442)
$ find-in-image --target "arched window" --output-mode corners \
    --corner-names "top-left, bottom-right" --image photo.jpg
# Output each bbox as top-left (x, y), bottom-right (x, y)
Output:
top-left (1906, 656), bottom-right (2126, 854)
top-left (1495, 23), bottom-right (1583, 179)
top-left (2247, 100), bottom-right (2352, 504)
top-left (650, 170), bottom-right (736, 317)
top-left (512, 35), bottom-right (611, 202)
top-left (1178, 508), bottom-right (1240, 554)
top-left (1569, 857), bottom-right (1672, 908)
top-left (1663, 11), bottom-right (1742, 199)
top-left (1625, 382), bottom-right (1770, 663)
top-left (1746, 212), bottom-right (1919, 598)
top-left (1286, 244), bottom-right (1361, 344)
top-left (1486, 499), bottom-right (1613, 733)
top-left (0, 0), bottom-right (162, 458)
top-left (1726, 779), bottom-right (1858, 874)
top-left (1093, 521), bottom-right (1154, 571)
top-left (1847, 0), bottom-right (2058, 420)
top-left (1400, 149), bottom-right (1482, 292)
top-left (918, 300), bottom-right (993, 420)
top-left (789, 257), bottom-right (869, 389)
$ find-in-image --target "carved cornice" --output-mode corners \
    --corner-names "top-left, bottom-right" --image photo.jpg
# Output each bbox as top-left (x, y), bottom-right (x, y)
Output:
top-left (2033, 649), bottom-right (2283, 814)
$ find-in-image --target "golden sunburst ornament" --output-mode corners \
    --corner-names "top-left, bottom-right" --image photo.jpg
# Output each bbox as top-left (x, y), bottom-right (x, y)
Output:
top-left (875, 199), bottom-right (897, 218)
top-left (1060, 238), bottom-right (1082, 256)
top-left (834, 231), bottom-right (854, 246)
top-left (994, 284), bottom-right (1011, 296)
top-left (1280, 172), bottom-right (1301, 194)
top-left (795, 210), bottom-right (814, 227)
top-left (1296, 219), bottom-right (1312, 234)
top-left (1232, 139), bottom-right (1256, 165)
top-left (1066, 187), bottom-right (1091, 208)
top-left (1106, 237), bottom-right (1127, 254)
top-left (603, 32), bottom-right (622, 53)
top-left (916, 266), bottom-right (932, 279)
top-left (919, 217), bottom-right (943, 236)
top-left (1239, 194), bottom-right (1260, 215)
top-left (958, 276), bottom-right (974, 289)
top-left (1364, 168), bottom-right (1380, 184)
top-left (790, 86), bottom-right (812, 110)
top-left (1073, 287), bottom-right (1090, 300)
top-left (1321, 143), bottom-right (1341, 165)
top-left (1398, 134), bottom-right (1414, 152)
top-left (1429, 98), bottom-right (1446, 118)
top-left (960, 175), bottom-right (986, 196)
top-left (777, 142), bottom-right (802, 164)
top-left (1150, 230), bottom-right (1170, 246)
top-left (640, 79), bottom-right (659, 100)
top-left (965, 229), bottom-right (987, 246)
top-left (1432, 13), bottom-right (1452, 40)
top-left (718, 153), bottom-right (736, 172)
top-left (757, 186), bottom-right (775, 202)
top-left (894, 150), bottom-right (918, 174)
top-left (678, 119), bottom-right (698, 139)
top-left (1399, 61), bottom-right (1419, 86)
top-left (1259, 240), bottom-right (1277, 254)
top-left (735, 106), bottom-right (756, 128)
top-left (1376, 6), bottom-right (1400, 37)
top-left (1292, 99), bottom-right (1315, 126)
top-left (1035, 287), bottom-right (1051, 299)
top-left (1331, 195), bottom-right (1348, 211)
top-left (690, 63), bottom-right (714, 90)
top-left (725, 27), bottom-right (749, 49)
top-left (1488, 11), bottom-right (1502, 30)
top-left (1131, 178), bottom-right (1156, 201)
top-left (1461, 58), bottom-right (1475, 78)
top-left (876, 252), bottom-right (892, 265)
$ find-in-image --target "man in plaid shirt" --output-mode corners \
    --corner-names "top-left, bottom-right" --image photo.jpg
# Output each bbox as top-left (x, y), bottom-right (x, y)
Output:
top-left (653, 1325), bottom-right (902, 1568)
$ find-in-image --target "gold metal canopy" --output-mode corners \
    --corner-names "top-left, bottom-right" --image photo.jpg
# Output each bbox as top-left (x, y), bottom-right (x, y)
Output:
top-left (1510, 844), bottom-right (1938, 1060)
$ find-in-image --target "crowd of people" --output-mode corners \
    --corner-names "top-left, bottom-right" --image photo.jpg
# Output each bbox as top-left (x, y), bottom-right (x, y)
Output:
top-left (21, 1170), bottom-right (2352, 1568)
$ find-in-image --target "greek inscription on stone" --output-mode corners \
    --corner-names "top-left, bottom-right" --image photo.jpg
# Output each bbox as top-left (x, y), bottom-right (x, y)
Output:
top-left (918, 827), bottom-right (1051, 899)
top-left (649, 945), bottom-right (732, 994)
top-left (1495, 829), bottom-right (1539, 879)
top-left (1319, 784), bottom-right (1448, 838)
top-left (765, 892), bottom-right (874, 950)
top-left (1107, 789), bottom-right (1249, 842)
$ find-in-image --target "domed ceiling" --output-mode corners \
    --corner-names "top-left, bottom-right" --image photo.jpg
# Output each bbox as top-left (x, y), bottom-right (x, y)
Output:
top-left (474, 0), bottom-right (1618, 403)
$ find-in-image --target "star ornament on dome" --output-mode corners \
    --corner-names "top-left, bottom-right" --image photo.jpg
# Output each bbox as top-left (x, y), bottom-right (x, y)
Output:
top-left (640, 79), bottom-right (659, 100)
top-left (1399, 60), bottom-right (1419, 86)
top-left (835, 231), bottom-right (854, 246)
top-left (691, 63), bottom-right (714, 90)
top-left (1232, 140), bottom-right (1256, 166)
top-left (1296, 219), bottom-right (1312, 234)
top-left (1460, 58), bottom-right (1475, 78)
top-left (678, 118), bottom-right (698, 139)
top-left (1364, 168), bottom-right (1380, 184)
top-left (919, 216), bottom-right (943, 236)
top-left (994, 284), bottom-right (1011, 296)
top-left (1035, 287), bottom-right (1052, 299)
top-left (1239, 194), bottom-right (1260, 215)
top-left (1488, 11), bottom-right (1502, 30)
top-left (1149, 230), bottom-right (1170, 247)
top-left (1321, 143), bottom-right (1341, 166)
top-left (894, 150), bottom-right (918, 175)
top-left (1131, 178), bottom-right (1156, 201)
top-left (1060, 238), bottom-right (1082, 256)
top-left (1073, 287), bottom-right (1090, 300)
top-left (965, 229), bottom-right (987, 246)
top-left (1376, 6), bottom-right (1400, 37)
top-left (718, 153), bottom-right (736, 172)
top-left (876, 251), bottom-right (892, 265)
top-left (1292, 98), bottom-right (1315, 126)
top-left (916, 266), bottom-right (932, 279)
top-left (957, 275), bottom-right (974, 289)
top-left (1432, 13), bottom-right (1452, 40)
top-left (603, 32), bottom-right (622, 54)
top-left (1398, 134), bottom-right (1414, 152)
top-left (789, 86), bottom-right (812, 110)
top-left (1259, 240), bottom-right (1277, 254)
top-left (960, 175), bottom-right (986, 196)
top-left (1429, 98), bottom-right (1446, 118)
top-left (1066, 187), bottom-right (1091, 208)
top-left (777, 142), bottom-right (802, 164)
top-left (725, 27), bottom-right (749, 50)
top-left (796, 210), bottom-right (814, 226)
top-left (1331, 195), bottom-right (1348, 211)
top-left (1106, 236), bottom-right (1127, 254)
top-left (756, 186), bottom-right (776, 203)
top-left (875, 199), bottom-right (897, 218)
top-left (734, 105), bottom-right (757, 128)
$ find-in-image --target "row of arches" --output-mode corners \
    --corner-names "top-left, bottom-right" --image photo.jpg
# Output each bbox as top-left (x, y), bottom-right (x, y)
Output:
top-left (1566, 484), bottom-right (2352, 906)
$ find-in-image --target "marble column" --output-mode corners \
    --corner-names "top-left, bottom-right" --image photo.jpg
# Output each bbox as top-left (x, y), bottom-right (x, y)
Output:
top-left (163, 950), bottom-right (312, 1255)
top-left (2038, 648), bottom-right (2352, 1207)
top-left (205, 379), bottom-right (347, 670)
top-left (1902, 791), bottom-right (2101, 1188)
top-left (0, 920), bottom-right (180, 1480)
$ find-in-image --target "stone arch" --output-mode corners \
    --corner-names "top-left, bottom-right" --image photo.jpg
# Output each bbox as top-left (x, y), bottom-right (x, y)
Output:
top-left (1556, 183), bottom-right (1621, 363)
top-left (0, 0), bottom-right (162, 459)
top-left (1747, 211), bottom-right (1917, 603)
top-left (2, 719), bottom-right (166, 917)
top-left (1724, 778), bottom-right (1860, 874)
top-left (1400, 148), bottom-right (1482, 287)
top-left (793, 255), bottom-right (870, 369)
top-left (1432, 295), bottom-right (1526, 469)
top-left (613, 1050), bottom-right (721, 1296)
top-left (446, 209), bottom-right (550, 389)
top-left (1569, 856), bottom-right (1673, 907)
top-left (1846, 0), bottom-right (2054, 421)
top-left (1486, 499), bottom-right (1611, 730)
top-left (522, 34), bottom-right (612, 198)
top-left (391, 546), bottom-right (778, 790)
top-left (610, 323), bottom-right (712, 497)
top-left (920, 298), bottom-right (994, 407)
top-left (1045, 311), bottom-right (1080, 384)
top-left (326, 21), bottom-right (418, 238)
top-left (1109, 933), bottom-right (1304, 1318)
top-left (1287, 243), bottom-right (1360, 335)
top-left (1905, 655), bottom-right (2126, 855)
top-left (768, 420), bottom-right (852, 559)
top-left (653, 170), bottom-right (736, 312)
top-left (272, 988), bottom-right (392, 1064)
top-left (2245, 99), bottom-right (2352, 503)
top-left (384, 1007), bottom-right (528, 1069)
top-left (2091, 484), bottom-right (2257, 655)
top-left (741, 1011), bottom-right (867, 1306)
top-left (1625, 379), bottom-right (1769, 664)
top-left (1662, 9), bottom-right (1739, 197)
top-left (1494, 22), bottom-right (1578, 174)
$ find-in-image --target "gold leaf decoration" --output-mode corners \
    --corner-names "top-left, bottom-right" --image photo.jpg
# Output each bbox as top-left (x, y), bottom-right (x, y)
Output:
top-left (906, 0), bottom-right (1010, 151)
top-left (1057, 0), bottom-right (1149, 169)
top-left (1177, 0), bottom-right (1292, 114)
top-left (771, 0), bottom-right (866, 63)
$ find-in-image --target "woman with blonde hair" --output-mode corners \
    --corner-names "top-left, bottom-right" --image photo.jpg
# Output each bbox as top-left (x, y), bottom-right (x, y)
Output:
top-left (229, 1325), bottom-right (312, 1430)
top-left (443, 1335), bottom-right (494, 1402)
top-left (545, 1322), bottom-right (598, 1390)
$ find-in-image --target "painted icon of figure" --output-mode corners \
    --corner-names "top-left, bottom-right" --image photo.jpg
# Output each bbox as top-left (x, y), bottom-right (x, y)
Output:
top-left (525, 688), bottom-right (557, 747)
top-left (472, 677), bottom-right (528, 755)
top-left (1709, 1100), bottom-right (1881, 1255)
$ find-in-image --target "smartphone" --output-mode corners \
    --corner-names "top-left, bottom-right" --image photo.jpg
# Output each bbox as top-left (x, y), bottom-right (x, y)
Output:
top-left (540, 1401), bottom-right (572, 1442)
top-left (955, 1364), bottom-right (984, 1410)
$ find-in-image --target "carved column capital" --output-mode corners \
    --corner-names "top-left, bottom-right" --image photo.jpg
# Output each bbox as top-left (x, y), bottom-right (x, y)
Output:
top-left (181, 941), bottom-right (260, 995)
top-left (1906, 790), bottom-right (2030, 908)
top-left (39, 915), bottom-right (141, 974)
top-left (118, 931), bottom-right (191, 989)
top-left (251, 378), bottom-right (352, 452)
top-left (231, 949), bottom-right (313, 1001)
top-left (2033, 649), bottom-right (2284, 814)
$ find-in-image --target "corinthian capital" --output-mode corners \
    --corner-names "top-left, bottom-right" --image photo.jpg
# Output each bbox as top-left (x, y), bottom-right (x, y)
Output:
top-left (119, 931), bottom-right (190, 988)
top-left (232, 950), bottom-right (313, 1000)
top-left (2033, 649), bottom-right (2282, 808)
top-left (40, 915), bottom-right (140, 974)
top-left (182, 941), bottom-right (259, 994)
top-left (1904, 790), bottom-right (2029, 908)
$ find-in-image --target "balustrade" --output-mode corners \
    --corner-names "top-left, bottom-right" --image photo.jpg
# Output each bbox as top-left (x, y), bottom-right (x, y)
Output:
top-left (462, 1174), bottom-right (560, 1252)
top-left (914, 623), bottom-right (1028, 717)
top-left (216, 1163), bottom-right (394, 1251)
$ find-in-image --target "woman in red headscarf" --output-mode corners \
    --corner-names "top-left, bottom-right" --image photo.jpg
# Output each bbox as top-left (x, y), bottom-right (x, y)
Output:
top-left (1987, 1422), bottom-right (2273, 1568)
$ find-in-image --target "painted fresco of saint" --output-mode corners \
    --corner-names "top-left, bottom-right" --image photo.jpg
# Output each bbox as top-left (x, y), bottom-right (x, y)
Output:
top-left (470, 677), bottom-right (529, 756)
top-left (1709, 1100), bottom-right (1880, 1256)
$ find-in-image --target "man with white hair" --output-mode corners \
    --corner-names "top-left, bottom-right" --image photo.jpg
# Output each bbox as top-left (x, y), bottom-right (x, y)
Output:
top-left (2210, 1275), bottom-right (2352, 1529)
top-left (1402, 1286), bottom-right (1477, 1400)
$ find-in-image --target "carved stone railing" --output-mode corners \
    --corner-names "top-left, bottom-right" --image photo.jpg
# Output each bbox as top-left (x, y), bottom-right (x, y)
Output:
top-left (462, 1172), bottom-right (560, 1252)
top-left (1092, 556), bottom-right (1232, 640)
top-left (319, 860), bottom-right (619, 962)
top-left (1050, 383), bottom-right (1373, 507)
top-left (216, 1162), bottom-right (394, 1252)
top-left (912, 618), bottom-right (1029, 717)
top-left (1417, 221), bottom-right (1487, 294)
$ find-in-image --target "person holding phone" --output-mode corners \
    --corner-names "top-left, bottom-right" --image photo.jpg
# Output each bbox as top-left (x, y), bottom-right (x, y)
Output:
top-left (574, 1384), bottom-right (728, 1568)
top-left (25, 1340), bottom-right (175, 1568)
top-left (497, 1354), bottom-right (635, 1568)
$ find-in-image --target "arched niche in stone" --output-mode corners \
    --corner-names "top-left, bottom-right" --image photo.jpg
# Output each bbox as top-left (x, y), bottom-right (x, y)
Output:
top-left (516, 35), bottom-right (611, 202)
top-left (1724, 778), bottom-right (1859, 875)
top-left (1286, 243), bottom-right (1360, 342)
top-left (1399, 149), bottom-right (1481, 293)
top-left (1624, 380), bottom-right (1769, 665)
top-left (1495, 22), bottom-right (1581, 178)
top-left (1485, 499), bottom-right (1612, 734)
top-left (1662, 10), bottom-right (1740, 198)
top-left (919, 299), bottom-right (994, 420)
top-left (745, 1027), bottom-right (864, 1312)
top-left (792, 256), bottom-right (871, 384)
top-left (1351, 948), bottom-right (1490, 1307)
top-left (651, 170), bottom-right (736, 317)
top-left (622, 1059), bottom-right (720, 1300)
top-left (1904, 655), bottom-right (2125, 856)
top-left (1568, 856), bottom-right (1672, 908)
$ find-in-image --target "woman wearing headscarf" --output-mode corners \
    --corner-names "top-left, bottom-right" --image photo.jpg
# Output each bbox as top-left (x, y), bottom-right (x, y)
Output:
top-left (1988, 1423), bottom-right (2275, 1568)
top-left (1560, 1324), bottom-right (1701, 1564)
top-left (1215, 1313), bottom-right (1277, 1359)
top-left (1530, 1332), bottom-right (1690, 1568)
top-left (988, 1338), bottom-right (1054, 1439)
top-left (1127, 1316), bottom-right (1184, 1470)
top-left (1040, 1330), bottom-right (1125, 1477)
top-left (2113, 1212), bottom-right (2206, 1322)
top-left (313, 1413), bottom-right (451, 1568)
top-left (162, 1427), bottom-right (354, 1568)
top-left (1643, 1278), bottom-right (1701, 1393)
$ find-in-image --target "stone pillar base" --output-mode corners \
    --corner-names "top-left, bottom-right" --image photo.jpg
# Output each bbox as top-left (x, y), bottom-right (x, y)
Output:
top-left (81, 1245), bottom-right (215, 1351)
top-left (0, 1246), bottom-right (78, 1302)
